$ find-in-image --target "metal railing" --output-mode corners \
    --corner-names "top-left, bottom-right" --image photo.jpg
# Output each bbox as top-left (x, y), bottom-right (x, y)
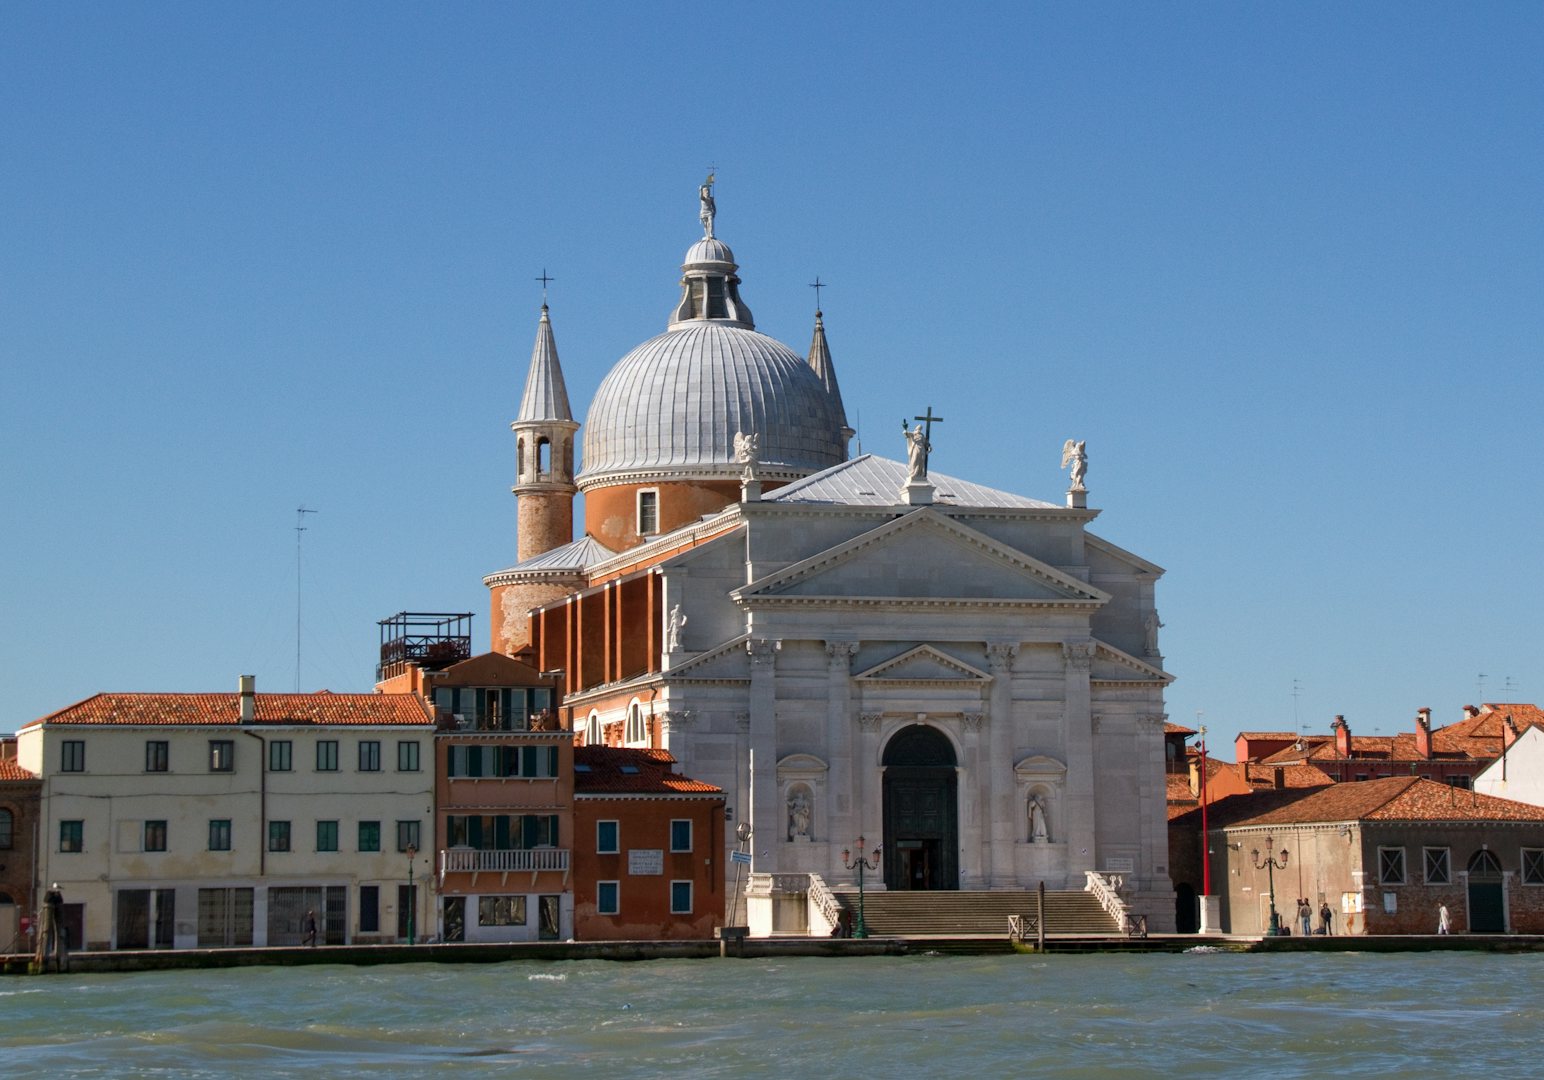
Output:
top-left (439, 848), bottom-right (569, 874)
top-left (807, 873), bottom-right (842, 934)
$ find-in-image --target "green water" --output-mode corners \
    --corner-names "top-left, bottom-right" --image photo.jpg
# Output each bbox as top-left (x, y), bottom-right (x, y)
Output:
top-left (2, 952), bottom-right (1539, 1077)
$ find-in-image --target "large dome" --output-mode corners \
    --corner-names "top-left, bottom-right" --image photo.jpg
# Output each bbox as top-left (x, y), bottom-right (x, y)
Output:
top-left (578, 322), bottom-right (848, 487)
top-left (577, 194), bottom-right (849, 490)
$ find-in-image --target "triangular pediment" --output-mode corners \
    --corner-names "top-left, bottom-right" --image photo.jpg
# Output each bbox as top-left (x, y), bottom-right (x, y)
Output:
top-left (664, 634), bottom-right (751, 681)
top-left (854, 645), bottom-right (992, 683)
top-left (734, 508), bottom-right (1110, 608)
top-left (1090, 640), bottom-right (1175, 685)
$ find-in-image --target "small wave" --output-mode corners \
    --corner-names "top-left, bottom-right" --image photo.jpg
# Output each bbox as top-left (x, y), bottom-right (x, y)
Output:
top-left (528, 972), bottom-right (567, 981)
top-left (1185, 945), bottom-right (1225, 954)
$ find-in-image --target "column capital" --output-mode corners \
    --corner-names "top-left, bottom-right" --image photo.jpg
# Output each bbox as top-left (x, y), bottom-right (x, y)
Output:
top-left (1062, 640), bottom-right (1096, 670)
top-left (986, 642), bottom-right (1019, 672)
top-left (748, 639), bottom-right (780, 665)
top-left (825, 640), bottom-right (860, 663)
top-left (858, 712), bottom-right (884, 731)
top-left (962, 711), bottom-right (985, 733)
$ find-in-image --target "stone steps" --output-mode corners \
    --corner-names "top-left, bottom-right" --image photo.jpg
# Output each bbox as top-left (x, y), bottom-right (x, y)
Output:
top-left (834, 889), bottom-right (1120, 937)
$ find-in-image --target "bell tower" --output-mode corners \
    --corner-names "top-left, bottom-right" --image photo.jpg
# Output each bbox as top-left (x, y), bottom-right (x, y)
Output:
top-left (511, 302), bottom-right (579, 562)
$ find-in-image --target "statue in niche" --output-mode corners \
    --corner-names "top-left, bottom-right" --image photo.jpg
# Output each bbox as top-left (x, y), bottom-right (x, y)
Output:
top-left (1144, 611), bottom-right (1164, 656)
top-left (666, 604), bottom-right (687, 652)
top-left (1029, 794), bottom-right (1050, 843)
top-left (788, 789), bottom-right (812, 841)
top-left (1061, 439), bottom-right (1087, 491)
top-left (903, 422), bottom-right (930, 481)
top-left (699, 173), bottom-right (716, 238)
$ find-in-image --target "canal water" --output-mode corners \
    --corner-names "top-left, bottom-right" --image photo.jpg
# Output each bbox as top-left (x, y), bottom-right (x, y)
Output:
top-left (3, 951), bottom-right (1540, 1077)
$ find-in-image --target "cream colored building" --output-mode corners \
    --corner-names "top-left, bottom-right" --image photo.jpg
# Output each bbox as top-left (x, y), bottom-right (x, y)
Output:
top-left (16, 678), bottom-right (435, 950)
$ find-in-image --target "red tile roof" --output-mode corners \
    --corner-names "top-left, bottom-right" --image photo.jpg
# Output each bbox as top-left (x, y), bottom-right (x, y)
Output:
top-left (25, 692), bottom-right (431, 729)
top-left (1226, 776), bottom-right (1544, 828)
top-left (0, 758), bottom-right (37, 781)
top-left (1164, 723), bottom-right (1195, 735)
top-left (573, 746), bottom-right (722, 796)
top-left (1237, 761), bottom-right (1337, 789)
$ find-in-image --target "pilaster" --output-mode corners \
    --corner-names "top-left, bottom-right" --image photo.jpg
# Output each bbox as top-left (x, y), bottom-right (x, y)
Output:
top-left (824, 641), bottom-right (859, 867)
top-left (986, 642), bottom-right (1018, 887)
top-left (748, 639), bottom-right (780, 873)
top-left (1062, 640), bottom-right (1097, 880)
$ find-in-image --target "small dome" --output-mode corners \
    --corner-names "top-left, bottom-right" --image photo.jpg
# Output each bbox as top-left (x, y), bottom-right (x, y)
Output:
top-left (578, 323), bottom-right (847, 487)
top-left (684, 238), bottom-right (737, 267)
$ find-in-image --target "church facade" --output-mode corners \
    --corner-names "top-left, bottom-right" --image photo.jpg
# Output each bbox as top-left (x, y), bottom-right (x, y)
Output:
top-left (484, 181), bottom-right (1176, 927)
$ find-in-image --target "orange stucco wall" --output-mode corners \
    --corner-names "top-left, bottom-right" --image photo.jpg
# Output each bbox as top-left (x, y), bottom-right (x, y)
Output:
top-left (572, 796), bottom-right (724, 939)
top-left (583, 480), bottom-right (742, 552)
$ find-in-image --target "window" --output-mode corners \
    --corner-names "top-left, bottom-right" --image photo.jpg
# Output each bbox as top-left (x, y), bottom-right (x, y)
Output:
top-left (397, 740), bottom-right (420, 772)
top-left (61, 740), bottom-right (85, 772)
top-left (143, 820), bottom-right (167, 852)
top-left (0, 808), bottom-right (12, 849)
top-left (1522, 849), bottom-right (1544, 886)
top-left (1447, 775), bottom-right (1472, 789)
top-left (358, 821), bottom-right (381, 853)
top-left (268, 821), bottom-right (291, 852)
top-left (670, 880), bottom-right (693, 914)
top-left (637, 489), bottom-right (658, 535)
top-left (597, 881), bottom-right (620, 915)
top-left (316, 820), bottom-right (339, 852)
top-left (145, 740), bottom-right (169, 772)
top-left (316, 740), bottom-right (339, 772)
top-left (670, 819), bottom-right (692, 852)
top-left (209, 819), bottom-right (232, 851)
top-left (446, 744), bottom-right (559, 778)
top-left (60, 820), bottom-right (83, 852)
top-left (269, 740), bottom-right (292, 772)
top-left (597, 820), bottom-right (619, 854)
top-left (478, 895), bottom-right (528, 926)
top-left (1378, 846), bottom-right (1406, 885)
top-left (358, 741), bottom-right (381, 772)
top-left (1423, 847), bottom-right (1451, 885)
top-left (585, 713), bottom-right (601, 745)
top-left (626, 702), bottom-right (647, 745)
top-left (396, 820), bottom-right (421, 852)
top-left (209, 740), bottom-right (234, 772)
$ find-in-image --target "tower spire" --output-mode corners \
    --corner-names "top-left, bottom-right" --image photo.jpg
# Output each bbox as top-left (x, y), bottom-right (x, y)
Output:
top-left (806, 297), bottom-right (853, 451)
top-left (511, 298), bottom-right (579, 564)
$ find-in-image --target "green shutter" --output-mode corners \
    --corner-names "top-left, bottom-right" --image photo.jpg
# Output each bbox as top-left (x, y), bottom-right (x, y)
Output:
top-left (494, 815), bottom-right (511, 850)
top-left (547, 746), bottom-right (559, 777)
top-left (522, 815), bottom-right (538, 848)
top-left (467, 815), bottom-right (483, 849)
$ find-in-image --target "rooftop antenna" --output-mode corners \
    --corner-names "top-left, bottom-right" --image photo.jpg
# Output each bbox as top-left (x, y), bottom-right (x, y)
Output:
top-left (854, 408), bottom-right (862, 456)
top-left (1502, 674), bottom-right (1517, 696)
top-left (1477, 673), bottom-right (1487, 702)
top-left (1291, 677), bottom-right (1303, 736)
top-left (535, 268), bottom-right (554, 306)
top-left (296, 506), bottom-right (318, 692)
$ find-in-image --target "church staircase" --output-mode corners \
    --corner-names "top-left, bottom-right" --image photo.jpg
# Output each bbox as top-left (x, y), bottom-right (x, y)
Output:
top-left (834, 889), bottom-right (1120, 950)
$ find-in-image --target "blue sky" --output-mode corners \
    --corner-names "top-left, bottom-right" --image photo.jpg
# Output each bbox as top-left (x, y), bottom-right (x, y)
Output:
top-left (3, 3), bottom-right (1540, 753)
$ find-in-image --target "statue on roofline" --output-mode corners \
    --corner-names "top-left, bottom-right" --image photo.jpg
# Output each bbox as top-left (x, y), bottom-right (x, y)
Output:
top-left (1061, 439), bottom-right (1087, 492)
top-left (699, 173), bottom-right (716, 239)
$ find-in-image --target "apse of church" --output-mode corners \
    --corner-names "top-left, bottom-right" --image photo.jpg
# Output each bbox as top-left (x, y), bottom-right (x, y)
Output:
top-left (484, 179), bottom-right (1175, 929)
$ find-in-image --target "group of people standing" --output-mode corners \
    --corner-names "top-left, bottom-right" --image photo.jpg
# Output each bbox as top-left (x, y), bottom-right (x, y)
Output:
top-left (1294, 898), bottom-right (1335, 936)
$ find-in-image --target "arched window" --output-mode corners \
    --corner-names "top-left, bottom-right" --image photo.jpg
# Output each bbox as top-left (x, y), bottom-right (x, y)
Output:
top-left (537, 437), bottom-right (551, 476)
top-left (517, 437), bottom-right (525, 479)
top-left (0, 807), bottom-right (12, 849)
top-left (585, 712), bottom-right (601, 746)
top-left (626, 701), bottom-right (647, 745)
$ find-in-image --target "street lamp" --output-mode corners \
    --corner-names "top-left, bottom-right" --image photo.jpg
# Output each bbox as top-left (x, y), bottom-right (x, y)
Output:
top-left (1251, 836), bottom-right (1290, 937)
top-left (405, 843), bottom-right (417, 946)
top-left (841, 836), bottom-right (882, 939)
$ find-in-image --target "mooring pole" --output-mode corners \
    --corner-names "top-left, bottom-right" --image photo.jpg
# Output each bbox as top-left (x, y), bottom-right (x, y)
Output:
top-left (1037, 880), bottom-right (1046, 953)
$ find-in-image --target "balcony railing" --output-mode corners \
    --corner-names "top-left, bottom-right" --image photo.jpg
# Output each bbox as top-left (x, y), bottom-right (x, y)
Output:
top-left (439, 848), bottom-right (570, 875)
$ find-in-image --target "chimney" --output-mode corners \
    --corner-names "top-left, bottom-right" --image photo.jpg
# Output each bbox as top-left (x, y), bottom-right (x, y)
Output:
top-left (239, 675), bottom-right (256, 724)
top-left (1463, 704), bottom-right (1480, 719)
top-left (1415, 707), bottom-right (1432, 759)
top-left (1503, 714), bottom-right (1520, 749)
top-left (1333, 715), bottom-right (1351, 757)
top-left (1188, 755), bottom-right (1202, 798)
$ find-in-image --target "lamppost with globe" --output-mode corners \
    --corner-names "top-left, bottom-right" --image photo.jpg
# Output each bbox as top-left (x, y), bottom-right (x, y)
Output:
top-left (842, 836), bottom-right (882, 939)
top-left (1252, 837), bottom-right (1289, 937)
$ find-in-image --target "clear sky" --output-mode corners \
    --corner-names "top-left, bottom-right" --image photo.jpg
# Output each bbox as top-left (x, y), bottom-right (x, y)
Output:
top-left (3, 3), bottom-right (1540, 752)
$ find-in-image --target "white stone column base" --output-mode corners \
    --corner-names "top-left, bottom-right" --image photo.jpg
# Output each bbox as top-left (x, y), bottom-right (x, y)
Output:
top-left (1198, 894), bottom-right (1223, 934)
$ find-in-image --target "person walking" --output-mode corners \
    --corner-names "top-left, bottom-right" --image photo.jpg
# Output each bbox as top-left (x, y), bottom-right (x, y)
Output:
top-left (1297, 898), bottom-right (1313, 937)
top-left (1437, 903), bottom-right (1451, 935)
top-left (303, 910), bottom-right (318, 947)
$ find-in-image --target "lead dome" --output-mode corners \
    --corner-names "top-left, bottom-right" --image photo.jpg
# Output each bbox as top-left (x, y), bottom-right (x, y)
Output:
top-left (576, 194), bottom-right (849, 490)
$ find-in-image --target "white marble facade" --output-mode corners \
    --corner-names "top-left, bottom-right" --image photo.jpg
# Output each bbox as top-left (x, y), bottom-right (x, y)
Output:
top-left (580, 457), bottom-right (1176, 928)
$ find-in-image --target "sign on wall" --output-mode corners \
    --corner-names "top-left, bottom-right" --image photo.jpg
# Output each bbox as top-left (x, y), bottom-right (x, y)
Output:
top-left (629, 849), bottom-right (663, 876)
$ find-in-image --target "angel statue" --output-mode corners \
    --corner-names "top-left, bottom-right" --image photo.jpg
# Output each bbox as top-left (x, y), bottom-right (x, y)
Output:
top-left (666, 604), bottom-right (688, 652)
top-left (1061, 439), bottom-right (1087, 492)
top-left (734, 430), bottom-right (759, 477)
top-left (699, 173), bottom-right (716, 238)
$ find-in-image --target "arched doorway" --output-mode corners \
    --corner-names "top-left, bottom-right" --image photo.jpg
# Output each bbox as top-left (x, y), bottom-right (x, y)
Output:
top-left (882, 724), bottom-right (958, 891)
top-left (1467, 850), bottom-right (1505, 933)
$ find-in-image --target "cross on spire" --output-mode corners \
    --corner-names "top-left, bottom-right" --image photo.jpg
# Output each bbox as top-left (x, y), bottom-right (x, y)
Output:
top-left (808, 275), bottom-right (827, 312)
top-left (535, 268), bottom-right (555, 305)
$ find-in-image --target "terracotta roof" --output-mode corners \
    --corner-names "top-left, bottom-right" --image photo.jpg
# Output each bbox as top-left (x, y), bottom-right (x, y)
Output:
top-left (1236, 731), bottom-right (1299, 741)
top-left (1238, 761), bottom-right (1337, 789)
top-left (1164, 723), bottom-right (1195, 735)
top-left (573, 746), bottom-right (722, 796)
top-left (25, 692), bottom-right (431, 729)
top-left (1226, 776), bottom-right (1544, 828)
top-left (0, 759), bottom-right (37, 781)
